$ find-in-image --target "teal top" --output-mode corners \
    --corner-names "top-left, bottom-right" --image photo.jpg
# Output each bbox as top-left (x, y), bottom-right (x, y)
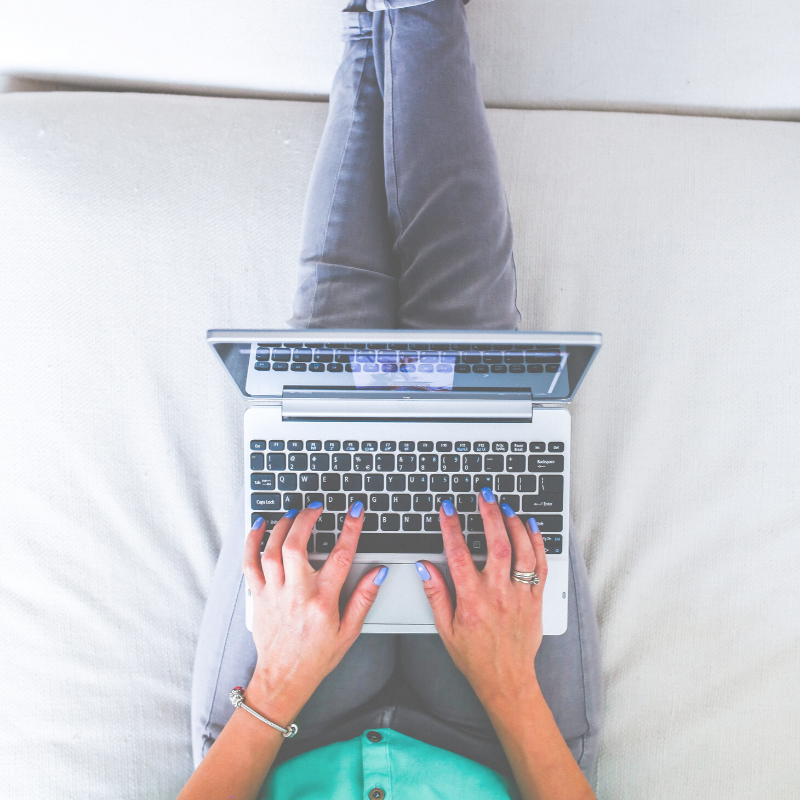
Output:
top-left (261, 729), bottom-right (520, 800)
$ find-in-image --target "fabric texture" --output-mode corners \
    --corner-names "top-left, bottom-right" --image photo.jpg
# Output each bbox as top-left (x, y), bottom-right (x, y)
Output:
top-left (259, 729), bottom-right (519, 800)
top-left (0, 91), bottom-right (799, 800)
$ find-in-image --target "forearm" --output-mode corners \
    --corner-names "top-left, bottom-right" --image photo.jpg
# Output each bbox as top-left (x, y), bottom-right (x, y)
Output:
top-left (482, 683), bottom-right (596, 800)
top-left (177, 679), bottom-right (302, 800)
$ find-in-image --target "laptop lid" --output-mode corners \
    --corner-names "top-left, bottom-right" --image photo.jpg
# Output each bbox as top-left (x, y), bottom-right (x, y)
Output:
top-left (207, 330), bottom-right (601, 404)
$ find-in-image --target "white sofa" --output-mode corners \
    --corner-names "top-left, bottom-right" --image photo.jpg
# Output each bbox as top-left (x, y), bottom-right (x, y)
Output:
top-left (1, 3), bottom-right (799, 799)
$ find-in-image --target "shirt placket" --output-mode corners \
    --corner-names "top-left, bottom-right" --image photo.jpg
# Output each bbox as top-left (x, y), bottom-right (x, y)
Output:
top-left (361, 729), bottom-right (393, 800)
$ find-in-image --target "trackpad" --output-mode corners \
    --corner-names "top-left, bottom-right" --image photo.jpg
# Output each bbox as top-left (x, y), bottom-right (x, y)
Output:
top-left (341, 563), bottom-right (443, 626)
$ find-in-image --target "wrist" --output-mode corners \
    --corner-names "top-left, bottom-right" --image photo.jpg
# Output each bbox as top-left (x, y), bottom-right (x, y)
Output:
top-left (477, 680), bottom-right (544, 725)
top-left (243, 673), bottom-right (307, 726)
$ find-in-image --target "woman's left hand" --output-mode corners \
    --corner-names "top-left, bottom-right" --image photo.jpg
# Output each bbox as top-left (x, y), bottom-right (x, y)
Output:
top-left (242, 502), bottom-right (386, 723)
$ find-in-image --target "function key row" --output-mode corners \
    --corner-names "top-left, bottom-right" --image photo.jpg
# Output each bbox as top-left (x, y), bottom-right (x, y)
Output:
top-left (253, 361), bottom-right (556, 374)
top-left (257, 349), bottom-right (560, 364)
top-left (252, 440), bottom-right (564, 454)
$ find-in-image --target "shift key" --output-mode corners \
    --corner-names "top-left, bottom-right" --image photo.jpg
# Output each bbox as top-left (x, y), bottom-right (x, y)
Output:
top-left (251, 493), bottom-right (282, 511)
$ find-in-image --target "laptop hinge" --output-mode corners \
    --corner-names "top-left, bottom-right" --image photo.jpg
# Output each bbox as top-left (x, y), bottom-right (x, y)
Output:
top-left (280, 389), bottom-right (533, 422)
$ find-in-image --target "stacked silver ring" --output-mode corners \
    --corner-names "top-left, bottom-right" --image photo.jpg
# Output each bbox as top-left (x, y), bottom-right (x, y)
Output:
top-left (511, 570), bottom-right (539, 585)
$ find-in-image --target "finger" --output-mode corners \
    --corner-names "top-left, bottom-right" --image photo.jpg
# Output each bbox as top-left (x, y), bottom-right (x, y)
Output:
top-left (526, 517), bottom-right (549, 592)
top-left (438, 499), bottom-right (479, 594)
top-left (261, 507), bottom-right (299, 579)
top-left (500, 504), bottom-right (537, 574)
top-left (281, 501), bottom-right (323, 576)
top-left (339, 564), bottom-right (387, 641)
top-left (319, 501), bottom-right (364, 591)
top-left (478, 487), bottom-right (512, 572)
top-left (242, 516), bottom-right (266, 592)
top-left (415, 561), bottom-right (455, 639)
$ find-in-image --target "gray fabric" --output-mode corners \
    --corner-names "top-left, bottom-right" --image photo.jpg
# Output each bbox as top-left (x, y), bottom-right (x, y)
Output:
top-left (192, 0), bottom-right (600, 786)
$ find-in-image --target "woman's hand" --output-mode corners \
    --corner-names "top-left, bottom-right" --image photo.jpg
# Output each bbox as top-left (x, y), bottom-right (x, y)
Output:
top-left (417, 489), bottom-right (547, 709)
top-left (242, 501), bottom-right (386, 722)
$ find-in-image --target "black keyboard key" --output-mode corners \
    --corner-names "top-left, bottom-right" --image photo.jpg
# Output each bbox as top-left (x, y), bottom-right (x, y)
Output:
top-left (467, 534), bottom-right (486, 554)
top-left (509, 364), bottom-right (525, 374)
top-left (413, 494), bottom-right (433, 512)
top-left (251, 440), bottom-right (266, 451)
top-left (495, 474), bottom-right (514, 493)
top-left (375, 454), bottom-right (395, 472)
top-left (314, 350), bottom-right (334, 363)
top-left (308, 363), bottom-right (325, 372)
top-left (283, 493), bottom-right (303, 510)
top-left (430, 474), bottom-right (449, 491)
top-left (337, 513), bottom-right (348, 530)
top-left (316, 513), bottom-right (336, 531)
top-left (272, 362), bottom-right (289, 371)
top-left (327, 363), bottom-right (344, 372)
top-left (506, 455), bottom-right (526, 472)
top-left (326, 493), bottom-right (347, 511)
top-left (441, 454), bottom-right (460, 472)
top-left (324, 440), bottom-right (341, 451)
top-left (332, 454), bottom-right (351, 471)
top-left (451, 474), bottom-right (471, 492)
top-left (343, 441), bottom-right (358, 451)
top-left (254, 361), bottom-right (271, 371)
top-left (343, 473), bottom-right (362, 491)
top-left (363, 513), bottom-right (380, 532)
top-left (520, 514), bottom-right (563, 533)
top-left (419, 454), bottom-right (438, 472)
top-left (490, 364), bottom-right (507, 373)
top-left (527, 364), bottom-right (543, 373)
top-left (380, 514), bottom-right (401, 531)
top-left (483, 354), bottom-right (502, 364)
top-left (500, 494), bottom-right (520, 512)
top-left (370, 494), bottom-right (390, 511)
top-left (386, 474), bottom-right (406, 492)
top-left (266, 453), bottom-right (285, 471)
top-left (424, 514), bottom-right (441, 532)
top-left (436, 441), bottom-right (453, 452)
top-left (397, 454), bottom-right (416, 472)
top-left (473, 442), bottom-right (489, 453)
top-left (399, 441), bottom-right (415, 452)
top-left (402, 514), bottom-right (422, 531)
top-left (335, 349), bottom-right (354, 363)
top-left (528, 455), bottom-right (564, 473)
top-left (365, 474), bottom-right (384, 491)
top-left (292, 349), bottom-right (312, 362)
top-left (521, 493), bottom-right (563, 512)
top-left (357, 533), bottom-right (443, 553)
top-left (298, 473), bottom-right (319, 491)
top-left (380, 441), bottom-right (396, 452)
top-left (529, 442), bottom-right (546, 452)
top-left (290, 363), bottom-right (307, 372)
top-left (269, 440), bottom-right (285, 451)
top-left (251, 493), bottom-right (281, 511)
top-left (456, 494), bottom-right (476, 512)
top-left (251, 473), bottom-right (275, 490)
top-left (463, 455), bottom-right (482, 472)
top-left (353, 454), bottom-right (373, 472)
top-left (306, 440), bottom-right (322, 451)
top-left (418, 441), bottom-right (434, 452)
top-left (545, 364), bottom-right (559, 373)
top-left (310, 453), bottom-right (329, 471)
top-left (472, 364), bottom-right (489, 373)
top-left (392, 494), bottom-right (411, 512)
top-left (321, 473), bottom-right (340, 491)
top-left (288, 453), bottom-right (308, 471)
top-left (288, 440), bottom-right (303, 451)
top-left (504, 354), bottom-right (524, 364)
top-left (272, 348), bottom-right (290, 361)
top-left (348, 493), bottom-right (368, 509)
top-left (315, 533), bottom-right (336, 553)
top-left (362, 441), bottom-right (378, 452)
top-left (541, 534), bottom-right (563, 554)
top-left (484, 455), bottom-right (504, 472)
top-left (492, 442), bottom-right (508, 452)
top-left (277, 473), bottom-right (297, 491)
top-left (517, 475), bottom-right (537, 492)
top-left (408, 474), bottom-right (427, 491)
top-left (548, 442), bottom-right (565, 452)
top-left (305, 493), bottom-right (324, 506)
top-left (252, 512), bottom-right (284, 530)
top-left (540, 475), bottom-right (564, 493)
top-left (467, 514), bottom-right (484, 532)
top-left (455, 441), bottom-right (471, 452)
top-left (250, 452), bottom-right (265, 471)
top-left (473, 475), bottom-right (492, 492)
top-left (255, 347), bottom-right (271, 361)
top-left (435, 494), bottom-right (454, 510)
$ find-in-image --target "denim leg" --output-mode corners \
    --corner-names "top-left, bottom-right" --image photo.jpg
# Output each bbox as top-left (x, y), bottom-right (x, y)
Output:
top-left (373, 0), bottom-right (520, 329)
top-left (289, 11), bottom-right (399, 329)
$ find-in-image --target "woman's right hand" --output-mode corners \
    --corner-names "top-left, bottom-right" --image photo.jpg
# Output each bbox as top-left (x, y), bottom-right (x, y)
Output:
top-left (416, 488), bottom-right (548, 709)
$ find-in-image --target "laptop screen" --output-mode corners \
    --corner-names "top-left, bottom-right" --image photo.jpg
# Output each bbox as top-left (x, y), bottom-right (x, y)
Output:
top-left (208, 331), bottom-right (601, 402)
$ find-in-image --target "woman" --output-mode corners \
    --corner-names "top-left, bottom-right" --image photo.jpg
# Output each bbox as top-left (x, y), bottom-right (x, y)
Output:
top-left (180, 0), bottom-right (602, 797)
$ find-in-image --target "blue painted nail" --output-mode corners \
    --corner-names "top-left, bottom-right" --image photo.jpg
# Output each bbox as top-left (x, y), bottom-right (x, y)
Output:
top-left (500, 503), bottom-right (516, 517)
top-left (481, 487), bottom-right (495, 503)
top-left (415, 561), bottom-right (431, 581)
top-left (350, 500), bottom-right (364, 517)
top-left (373, 566), bottom-right (389, 585)
top-left (307, 501), bottom-right (323, 510)
top-left (528, 517), bottom-right (540, 534)
top-left (284, 508), bottom-right (299, 518)
top-left (441, 499), bottom-right (455, 517)
top-left (251, 516), bottom-right (264, 529)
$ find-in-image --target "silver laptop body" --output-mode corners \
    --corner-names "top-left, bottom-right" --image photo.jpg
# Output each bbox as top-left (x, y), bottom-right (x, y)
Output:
top-left (208, 330), bottom-right (601, 635)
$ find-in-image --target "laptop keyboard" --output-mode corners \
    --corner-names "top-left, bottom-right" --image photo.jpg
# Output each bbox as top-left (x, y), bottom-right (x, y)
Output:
top-left (250, 438), bottom-right (564, 557)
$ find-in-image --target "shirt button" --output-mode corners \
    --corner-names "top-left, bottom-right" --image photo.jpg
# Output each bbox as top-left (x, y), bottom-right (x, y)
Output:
top-left (368, 789), bottom-right (385, 800)
top-left (366, 730), bottom-right (383, 743)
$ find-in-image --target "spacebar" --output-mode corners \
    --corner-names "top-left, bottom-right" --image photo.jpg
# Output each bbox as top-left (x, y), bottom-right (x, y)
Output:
top-left (356, 534), bottom-right (444, 554)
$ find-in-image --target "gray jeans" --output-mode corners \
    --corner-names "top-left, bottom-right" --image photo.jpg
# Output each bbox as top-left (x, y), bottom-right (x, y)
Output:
top-left (191, 0), bottom-right (602, 786)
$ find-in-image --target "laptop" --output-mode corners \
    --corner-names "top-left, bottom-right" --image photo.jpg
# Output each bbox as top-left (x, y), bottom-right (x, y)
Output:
top-left (208, 330), bottom-right (601, 635)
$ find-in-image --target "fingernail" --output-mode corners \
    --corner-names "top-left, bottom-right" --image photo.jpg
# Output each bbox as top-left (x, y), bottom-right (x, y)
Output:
top-left (373, 566), bottom-right (389, 585)
top-left (415, 561), bottom-right (431, 581)
top-left (284, 508), bottom-right (299, 518)
top-left (251, 516), bottom-right (264, 529)
top-left (350, 500), bottom-right (364, 517)
top-left (307, 501), bottom-right (323, 509)
top-left (500, 503), bottom-right (516, 518)
top-left (481, 487), bottom-right (495, 503)
top-left (528, 517), bottom-right (540, 534)
top-left (441, 499), bottom-right (455, 517)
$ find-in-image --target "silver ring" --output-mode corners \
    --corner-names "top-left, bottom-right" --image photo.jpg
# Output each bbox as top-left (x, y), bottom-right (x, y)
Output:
top-left (511, 570), bottom-right (539, 585)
